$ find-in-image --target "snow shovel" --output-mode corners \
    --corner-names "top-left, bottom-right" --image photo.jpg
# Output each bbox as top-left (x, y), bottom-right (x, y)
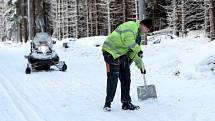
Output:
top-left (137, 73), bottom-right (157, 101)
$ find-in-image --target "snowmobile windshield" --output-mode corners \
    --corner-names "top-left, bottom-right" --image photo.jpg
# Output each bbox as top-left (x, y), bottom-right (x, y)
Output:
top-left (33, 33), bottom-right (53, 49)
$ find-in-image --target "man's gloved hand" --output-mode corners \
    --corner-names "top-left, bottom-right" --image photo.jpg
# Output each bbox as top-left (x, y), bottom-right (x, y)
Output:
top-left (140, 68), bottom-right (146, 74)
top-left (138, 50), bottom-right (143, 58)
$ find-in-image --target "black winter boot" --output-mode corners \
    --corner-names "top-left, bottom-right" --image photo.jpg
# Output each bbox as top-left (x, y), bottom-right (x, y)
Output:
top-left (122, 102), bottom-right (140, 110)
top-left (103, 102), bottom-right (111, 112)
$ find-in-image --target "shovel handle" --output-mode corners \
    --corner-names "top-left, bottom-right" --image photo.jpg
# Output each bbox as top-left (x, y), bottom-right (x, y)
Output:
top-left (142, 73), bottom-right (148, 89)
top-left (141, 63), bottom-right (148, 89)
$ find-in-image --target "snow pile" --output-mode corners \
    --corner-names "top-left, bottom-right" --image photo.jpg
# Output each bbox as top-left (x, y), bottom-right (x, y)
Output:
top-left (0, 35), bottom-right (214, 121)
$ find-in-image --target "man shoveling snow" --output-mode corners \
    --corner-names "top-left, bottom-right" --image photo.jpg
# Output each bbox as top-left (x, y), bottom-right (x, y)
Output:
top-left (102, 18), bottom-right (152, 111)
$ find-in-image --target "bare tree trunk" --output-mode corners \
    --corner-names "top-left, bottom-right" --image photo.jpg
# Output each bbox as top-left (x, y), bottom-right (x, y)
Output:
top-left (173, 0), bottom-right (178, 36)
top-left (62, 0), bottom-right (65, 39)
top-left (107, 0), bottom-right (111, 34)
top-left (58, 0), bottom-right (61, 40)
top-left (75, 0), bottom-right (78, 38)
top-left (181, 0), bottom-right (185, 37)
top-left (204, 0), bottom-right (208, 37)
top-left (141, 0), bottom-right (148, 45)
top-left (27, 0), bottom-right (32, 40)
top-left (24, 18), bottom-right (28, 43)
top-left (89, 1), bottom-right (93, 36)
top-left (66, 0), bottom-right (69, 38)
top-left (135, 0), bottom-right (139, 20)
top-left (86, 0), bottom-right (89, 37)
top-left (16, 21), bottom-right (21, 43)
top-left (95, 0), bottom-right (98, 35)
top-left (209, 0), bottom-right (215, 41)
top-left (20, 0), bottom-right (24, 42)
top-left (138, 0), bottom-right (147, 20)
top-left (123, 0), bottom-right (126, 22)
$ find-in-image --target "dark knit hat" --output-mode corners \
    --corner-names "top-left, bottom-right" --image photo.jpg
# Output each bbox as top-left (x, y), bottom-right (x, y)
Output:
top-left (140, 18), bottom-right (153, 29)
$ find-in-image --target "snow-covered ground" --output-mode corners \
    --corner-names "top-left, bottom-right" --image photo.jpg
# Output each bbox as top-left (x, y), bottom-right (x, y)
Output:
top-left (0, 34), bottom-right (215, 121)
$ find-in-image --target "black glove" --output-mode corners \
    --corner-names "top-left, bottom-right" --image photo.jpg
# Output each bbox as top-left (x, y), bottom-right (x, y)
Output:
top-left (140, 68), bottom-right (146, 74)
top-left (138, 51), bottom-right (143, 58)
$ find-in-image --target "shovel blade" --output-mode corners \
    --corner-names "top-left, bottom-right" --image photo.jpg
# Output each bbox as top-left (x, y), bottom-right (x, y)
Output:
top-left (137, 85), bottom-right (157, 101)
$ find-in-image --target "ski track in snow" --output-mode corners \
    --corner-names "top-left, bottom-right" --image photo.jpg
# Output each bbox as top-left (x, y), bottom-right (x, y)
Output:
top-left (0, 70), bottom-right (45, 121)
top-left (0, 36), bottom-right (215, 121)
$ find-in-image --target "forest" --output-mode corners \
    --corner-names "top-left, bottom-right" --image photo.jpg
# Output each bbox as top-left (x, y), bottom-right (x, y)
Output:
top-left (0, 0), bottom-right (214, 42)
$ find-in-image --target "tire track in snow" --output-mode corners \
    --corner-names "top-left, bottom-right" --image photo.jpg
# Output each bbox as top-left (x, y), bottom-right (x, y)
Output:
top-left (0, 74), bottom-right (46, 121)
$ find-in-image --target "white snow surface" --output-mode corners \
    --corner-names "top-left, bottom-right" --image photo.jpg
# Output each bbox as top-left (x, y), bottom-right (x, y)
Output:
top-left (0, 35), bottom-right (215, 121)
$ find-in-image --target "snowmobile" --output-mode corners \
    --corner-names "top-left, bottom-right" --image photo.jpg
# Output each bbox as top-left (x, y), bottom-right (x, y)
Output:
top-left (25, 32), bottom-right (67, 74)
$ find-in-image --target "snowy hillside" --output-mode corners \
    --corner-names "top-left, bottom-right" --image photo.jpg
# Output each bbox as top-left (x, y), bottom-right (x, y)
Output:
top-left (0, 35), bottom-right (215, 121)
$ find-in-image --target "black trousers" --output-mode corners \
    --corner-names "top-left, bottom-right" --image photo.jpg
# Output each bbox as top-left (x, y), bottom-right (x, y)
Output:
top-left (103, 51), bottom-right (131, 103)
